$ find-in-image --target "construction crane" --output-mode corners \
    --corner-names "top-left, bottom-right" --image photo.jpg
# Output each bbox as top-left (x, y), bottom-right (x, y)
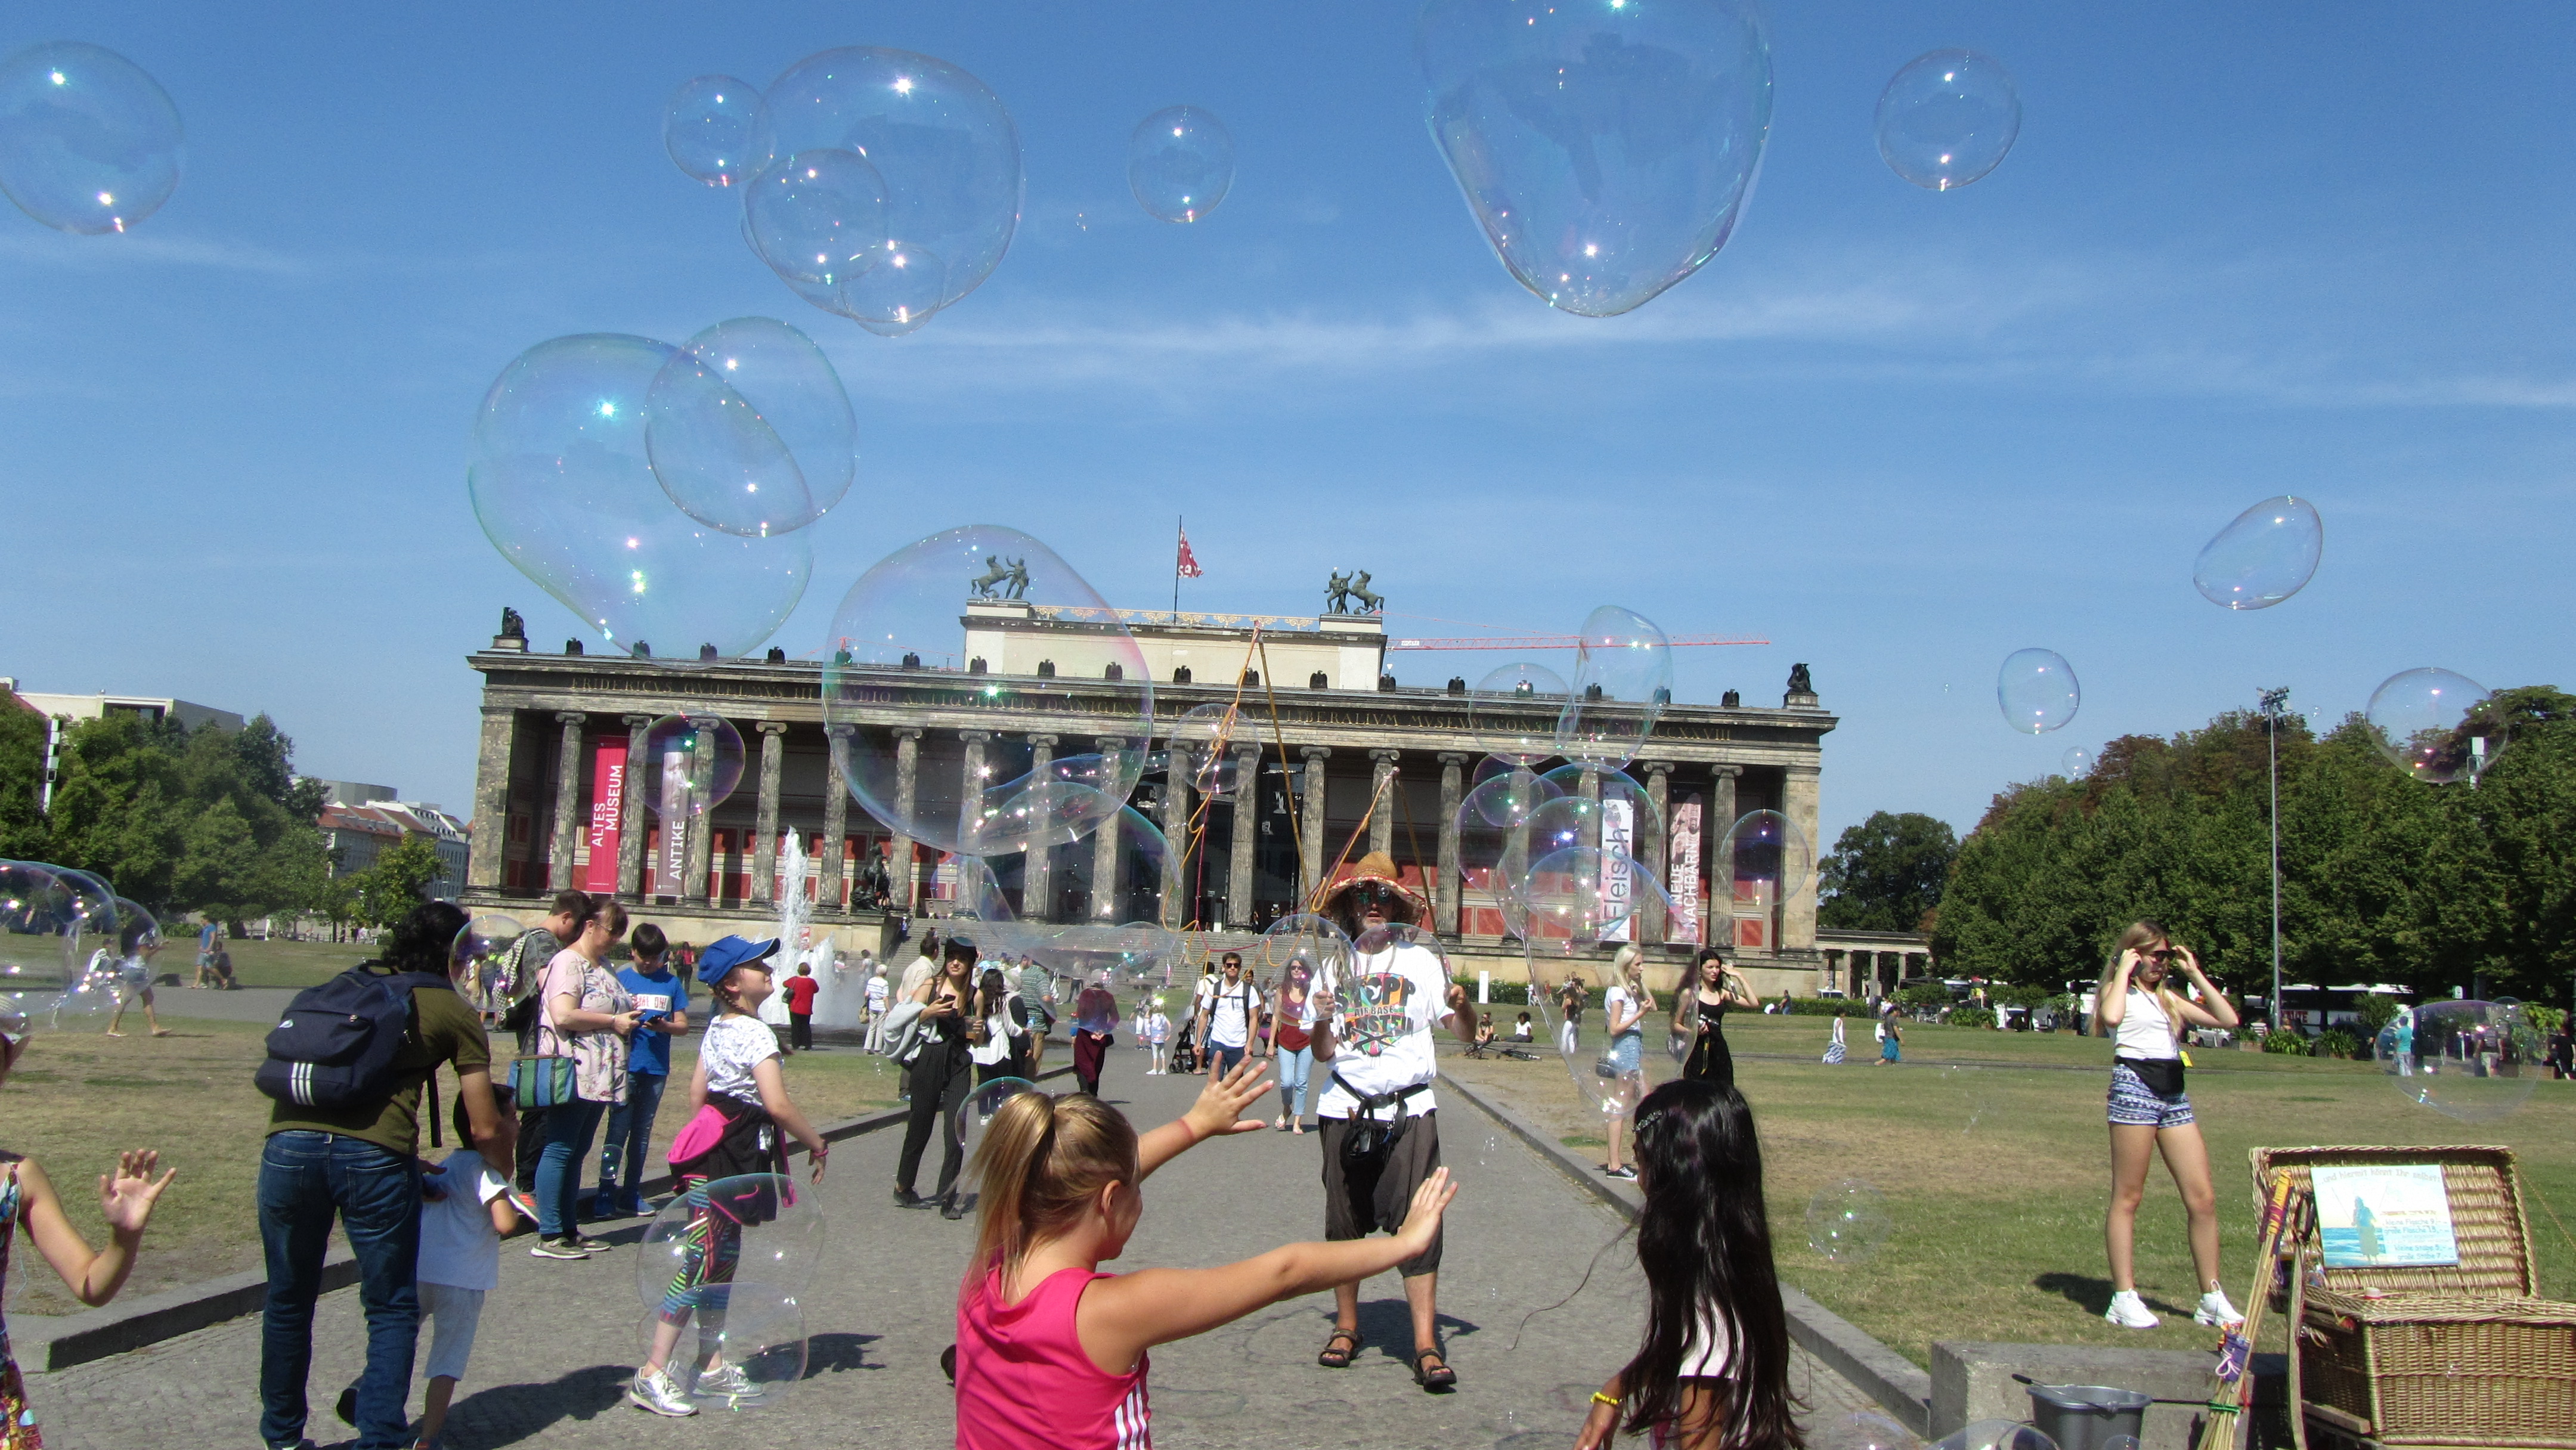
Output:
top-left (1383, 633), bottom-right (1769, 652)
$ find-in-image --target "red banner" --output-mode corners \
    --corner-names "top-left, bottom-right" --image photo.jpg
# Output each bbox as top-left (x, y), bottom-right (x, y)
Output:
top-left (584, 738), bottom-right (627, 893)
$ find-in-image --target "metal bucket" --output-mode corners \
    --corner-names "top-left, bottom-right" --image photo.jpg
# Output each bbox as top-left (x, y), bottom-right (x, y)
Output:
top-left (2023, 1382), bottom-right (2151, 1450)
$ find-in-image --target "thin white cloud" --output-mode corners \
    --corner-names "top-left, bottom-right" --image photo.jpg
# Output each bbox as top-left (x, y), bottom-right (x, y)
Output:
top-left (0, 228), bottom-right (309, 277)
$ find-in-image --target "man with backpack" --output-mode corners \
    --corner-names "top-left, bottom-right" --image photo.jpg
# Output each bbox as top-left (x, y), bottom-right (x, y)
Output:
top-left (256, 900), bottom-right (503, 1450)
top-left (1192, 952), bottom-right (1261, 1077)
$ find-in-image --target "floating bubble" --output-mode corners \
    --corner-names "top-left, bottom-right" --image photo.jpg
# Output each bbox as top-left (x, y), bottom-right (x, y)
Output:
top-left (1513, 846), bottom-right (1648, 943)
top-left (1457, 765), bottom-right (1561, 834)
top-left (1806, 1178), bottom-right (1891, 1262)
top-left (1928, 1421), bottom-right (2056, 1450)
top-left (962, 805), bottom-right (1178, 969)
top-left (758, 48), bottom-right (1021, 322)
top-left (635, 1174), bottom-right (826, 1312)
top-left (1168, 701), bottom-right (1251, 797)
top-left (1874, 49), bottom-right (2019, 192)
top-left (2060, 745), bottom-right (2094, 779)
top-left (953, 1075), bottom-right (1040, 1152)
top-left (1997, 648), bottom-right (2079, 735)
top-left (0, 863), bottom-right (75, 994)
top-left (2366, 668), bottom-right (2504, 785)
top-left (2193, 496), bottom-right (2323, 611)
top-left (469, 334), bottom-right (812, 659)
top-left (1519, 929), bottom-right (1661, 1126)
top-left (841, 239), bottom-right (947, 337)
top-left (2380, 1000), bottom-right (2542, 1123)
top-left (453, 913), bottom-right (524, 980)
top-left (636, 1282), bottom-right (809, 1411)
top-left (822, 526), bottom-right (1152, 857)
top-left (1415, 0), bottom-right (1772, 317)
top-left (1469, 661), bottom-right (1568, 765)
top-left (39, 867), bottom-right (117, 1030)
top-left (1816, 1411), bottom-right (1927, 1450)
top-left (1557, 607), bottom-right (1673, 768)
top-left (1257, 912), bottom-right (1355, 981)
top-left (1129, 104), bottom-right (1234, 223)
top-left (743, 149), bottom-right (890, 317)
top-left (664, 76), bottom-right (767, 188)
top-left (642, 715), bottom-right (746, 820)
top-left (1535, 763), bottom-right (1664, 873)
top-left (0, 42), bottom-right (182, 234)
top-left (648, 317), bottom-right (856, 538)
top-left (1717, 809), bottom-right (1812, 907)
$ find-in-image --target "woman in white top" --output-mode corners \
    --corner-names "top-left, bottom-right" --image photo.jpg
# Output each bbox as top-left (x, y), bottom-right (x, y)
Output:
top-left (1600, 946), bottom-right (1652, 1182)
top-left (2094, 919), bottom-right (2242, 1331)
top-left (967, 966), bottom-right (1029, 1085)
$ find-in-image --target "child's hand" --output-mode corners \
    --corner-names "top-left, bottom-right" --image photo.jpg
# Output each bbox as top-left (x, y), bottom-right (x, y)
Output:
top-left (1574, 1389), bottom-right (1620, 1450)
top-left (1182, 1057), bottom-right (1273, 1141)
top-left (98, 1150), bottom-right (175, 1234)
top-left (1392, 1167), bottom-right (1457, 1256)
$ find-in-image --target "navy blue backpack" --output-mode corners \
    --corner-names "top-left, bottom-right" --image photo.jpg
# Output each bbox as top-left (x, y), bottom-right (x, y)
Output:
top-left (255, 962), bottom-right (455, 1116)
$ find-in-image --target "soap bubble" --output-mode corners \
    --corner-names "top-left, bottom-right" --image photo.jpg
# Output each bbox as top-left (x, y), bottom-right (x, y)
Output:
top-left (0, 863), bottom-right (75, 993)
top-left (2382, 1000), bottom-right (2542, 1123)
top-left (1806, 1178), bottom-right (1891, 1262)
top-left (1518, 906), bottom-right (1670, 1125)
top-left (452, 913), bottom-right (524, 981)
top-left (1129, 104), bottom-right (1233, 223)
top-left (636, 1282), bottom-right (808, 1411)
top-left (1874, 49), bottom-right (2019, 191)
top-left (1169, 701), bottom-right (1252, 797)
top-left (0, 42), bottom-right (182, 234)
top-left (1513, 846), bottom-right (1649, 942)
top-left (1718, 809), bottom-right (1812, 912)
top-left (1317, 924), bottom-right (1455, 1061)
top-left (953, 800), bottom-right (1174, 955)
top-left (2366, 668), bottom-right (2504, 785)
top-left (841, 239), bottom-right (947, 337)
top-left (2193, 496), bottom-right (2323, 611)
top-left (2060, 745), bottom-right (2094, 779)
top-left (1458, 765), bottom-right (1561, 835)
top-left (636, 1174), bottom-right (826, 1312)
top-left (1469, 661), bottom-right (1568, 764)
top-left (468, 334), bottom-right (812, 659)
top-left (1556, 608), bottom-right (1673, 768)
top-left (647, 317), bottom-right (856, 538)
top-left (758, 48), bottom-right (1021, 320)
top-left (642, 715), bottom-right (747, 819)
top-left (1816, 1411), bottom-right (1925, 1450)
top-left (1415, 0), bottom-right (1772, 317)
top-left (1258, 913), bottom-right (1355, 980)
top-left (1535, 763), bottom-right (1663, 873)
top-left (822, 525), bottom-right (1152, 857)
top-left (109, 896), bottom-right (160, 971)
top-left (37, 867), bottom-right (117, 1028)
top-left (664, 76), bottom-right (767, 188)
top-left (1997, 648), bottom-right (2079, 734)
top-left (1928, 1421), bottom-right (2055, 1450)
top-left (953, 1075), bottom-right (1041, 1152)
top-left (742, 149), bottom-right (890, 317)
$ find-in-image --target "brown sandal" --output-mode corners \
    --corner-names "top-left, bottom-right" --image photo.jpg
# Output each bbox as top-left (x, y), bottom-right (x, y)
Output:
top-left (1317, 1327), bottom-right (1360, 1368)
top-left (1411, 1347), bottom-right (1458, 1391)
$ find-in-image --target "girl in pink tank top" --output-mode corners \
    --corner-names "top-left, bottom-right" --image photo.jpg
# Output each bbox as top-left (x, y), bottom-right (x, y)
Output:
top-left (950, 1061), bottom-right (1459, 1450)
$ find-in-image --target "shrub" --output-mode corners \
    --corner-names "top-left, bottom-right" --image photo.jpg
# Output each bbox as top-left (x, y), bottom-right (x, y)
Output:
top-left (2523, 1003), bottom-right (2565, 1039)
top-left (2351, 993), bottom-right (2402, 1036)
top-left (2261, 1028), bottom-right (2314, 1056)
top-left (1784, 997), bottom-right (1882, 1017)
top-left (1948, 1007), bottom-right (1997, 1030)
top-left (1895, 984), bottom-right (1951, 1012)
top-left (2312, 1028), bottom-right (2361, 1060)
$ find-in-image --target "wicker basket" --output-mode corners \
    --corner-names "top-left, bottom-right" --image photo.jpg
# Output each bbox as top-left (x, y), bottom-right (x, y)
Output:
top-left (2250, 1145), bottom-right (2576, 1448)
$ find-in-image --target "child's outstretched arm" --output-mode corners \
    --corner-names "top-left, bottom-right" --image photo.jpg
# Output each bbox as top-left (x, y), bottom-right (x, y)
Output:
top-left (20, 1150), bottom-right (174, 1307)
top-left (1078, 1168), bottom-right (1458, 1375)
top-left (1136, 1058), bottom-right (1271, 1178)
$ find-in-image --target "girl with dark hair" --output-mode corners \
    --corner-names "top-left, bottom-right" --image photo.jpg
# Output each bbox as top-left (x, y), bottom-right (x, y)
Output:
top-left (968, 966), bottom-right (1030, 1085)
top-left (1577, 1079), bottom-right (1801, 1450)
top-left (894, 940), bottom-right (980, 1218)
top-left (1674, 948), bottom-right (1759, 1089)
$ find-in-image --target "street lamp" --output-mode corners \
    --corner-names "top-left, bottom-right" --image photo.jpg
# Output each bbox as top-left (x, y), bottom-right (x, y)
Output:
top-left (2258, 687), bottom-right (2293, 1031)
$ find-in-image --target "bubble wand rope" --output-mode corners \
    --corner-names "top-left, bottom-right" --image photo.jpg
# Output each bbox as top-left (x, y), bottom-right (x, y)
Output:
top-left (1169, 634), bottom-right (1267, 931)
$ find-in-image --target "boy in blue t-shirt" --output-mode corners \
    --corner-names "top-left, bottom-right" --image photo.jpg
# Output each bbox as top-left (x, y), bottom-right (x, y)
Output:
top-left (589, 922), bottom-right (690, 1218)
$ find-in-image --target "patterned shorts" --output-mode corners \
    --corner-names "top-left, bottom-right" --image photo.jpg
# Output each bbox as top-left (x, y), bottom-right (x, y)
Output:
top-left (2107, 1061), bottom-right (2194, 1129)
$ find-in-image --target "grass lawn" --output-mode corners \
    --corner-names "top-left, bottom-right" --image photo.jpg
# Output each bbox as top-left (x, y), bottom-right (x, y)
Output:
top-left (1442, 1011), bottom-right (2576, 1370)
top-left (0, 1020), bottom-right (908, 1320)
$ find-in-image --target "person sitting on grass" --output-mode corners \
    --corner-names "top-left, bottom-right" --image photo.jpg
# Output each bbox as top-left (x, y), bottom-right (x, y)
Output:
top-left (1511, 1012), bottom-right (1533, 1042)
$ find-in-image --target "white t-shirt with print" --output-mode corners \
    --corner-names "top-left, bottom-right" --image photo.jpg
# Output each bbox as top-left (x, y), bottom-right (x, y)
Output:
top-left (1606, 983), bottom-right (1645, 1040)
top-left (701, 1012), bottom-right (781, 1102)
top-left (1676, 1302), bottom-right (1735, 1379)
top-left (417, 1149), bottom-right (510, 1291)
top-left (1313, 940), bottom-right (1450, 1120)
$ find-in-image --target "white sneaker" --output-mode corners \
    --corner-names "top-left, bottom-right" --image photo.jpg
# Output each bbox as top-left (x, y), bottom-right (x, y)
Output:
top-left (626, 1367), bottom-right (698, 1417)
top-left (2104, 1290), bottom-right (2160, 1329)
top-left (2194, 1289), bottom-right (2245, 1327)
top-left (693, 1362), bottom-right (758, 1399)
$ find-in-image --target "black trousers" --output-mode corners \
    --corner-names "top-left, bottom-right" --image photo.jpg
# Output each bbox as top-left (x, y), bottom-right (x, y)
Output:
top-left (895, 1040), bottom-right (972, 1199)
top-left (790, 1014), bottom-right (813, 1050)
top-left (513, 1105), bottom-right (548, 1192)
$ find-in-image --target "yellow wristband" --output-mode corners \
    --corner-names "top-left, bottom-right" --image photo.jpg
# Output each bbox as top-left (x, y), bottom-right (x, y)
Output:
top-left (1592, 1391), bottom-right (1620, 1407)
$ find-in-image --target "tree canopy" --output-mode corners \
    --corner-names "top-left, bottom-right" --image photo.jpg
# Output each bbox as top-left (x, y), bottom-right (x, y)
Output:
top-left (1817, 810), bottom-right (1958, 932)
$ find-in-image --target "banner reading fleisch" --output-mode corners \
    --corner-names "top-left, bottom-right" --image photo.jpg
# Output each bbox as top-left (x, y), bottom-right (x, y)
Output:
top-left (1601, 797), bottom-right (1634, 943)
top-left (583, 739), bottom-right (626, 893)
top-left (1667, 795), bottom-right (1703, 944)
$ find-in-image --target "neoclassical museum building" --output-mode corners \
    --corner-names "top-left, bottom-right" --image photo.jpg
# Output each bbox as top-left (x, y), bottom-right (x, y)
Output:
top-left (458, 597), bottom-right (1845, 990)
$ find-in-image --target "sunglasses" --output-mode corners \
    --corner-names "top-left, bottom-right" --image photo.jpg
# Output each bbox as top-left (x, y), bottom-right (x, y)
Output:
top-left (1348, 883), bottom-right (1400, 905)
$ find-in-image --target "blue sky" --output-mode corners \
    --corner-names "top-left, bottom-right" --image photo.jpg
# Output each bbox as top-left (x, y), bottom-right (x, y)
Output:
top-left (4, 2), bottom-right (2570, 848)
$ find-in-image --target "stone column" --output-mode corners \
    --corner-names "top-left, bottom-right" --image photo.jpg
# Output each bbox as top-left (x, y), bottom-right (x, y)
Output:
top-left (1502, 761), bottom-right (1536, 927)
top-left (1088, 737), bottom-right (1127, 921)
top-left (1709, 764), bottom-right (1741, 946)
top-left (1435, 752), bottom-right (1467, 936)
top-left (1298, 747), bottom-right (1330, 907)
top-left (956, 731), bottom-right (993, 859)
top-left (1577, 762), bottom-right (1603, 854)
top-left (467, 707), bottom-right (516, 891)
top-left (1368, 750), bottom-right (1400, 859)
top-left (1640, 761), bottom-right (1673, 946)
top-left (617, 714), bottom-right (652, 898)
top-left (1782, 764), bottom-right (1821, 955)
top-left (1157, 766), bottom-right (1193, 928)
top-left (1227, 744), bottom-right (1260, 927)
top-left (1021, 734), bottom-right (1057, 922)
top-left (683, 719), bottom-right (719, 905)
top-left (890, 728), bottom-right (922, 913)
top-left (821, 724), bottom-right (851, 913)
top-left (548, 712), bottom-right (586, 893)
top-left (751, 722), bottom-right (789, 905)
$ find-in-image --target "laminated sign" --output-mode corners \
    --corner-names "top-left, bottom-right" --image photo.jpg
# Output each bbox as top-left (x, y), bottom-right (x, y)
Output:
top-left (2312, 1163), bottom-right (2459, 1268)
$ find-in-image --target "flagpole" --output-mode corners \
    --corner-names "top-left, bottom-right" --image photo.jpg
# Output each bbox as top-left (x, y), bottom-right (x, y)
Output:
top-left (1173, 514), bottom-right (1182, 624)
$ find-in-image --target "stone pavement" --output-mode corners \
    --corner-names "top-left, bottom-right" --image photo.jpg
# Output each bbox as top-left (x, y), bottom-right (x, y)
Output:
top-left (34, 1056), bottom-right (1878, 1449)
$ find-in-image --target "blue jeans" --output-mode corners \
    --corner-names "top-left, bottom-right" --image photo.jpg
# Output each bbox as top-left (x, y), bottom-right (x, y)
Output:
top-left (535, 1096), bottom-right (608, 1238)
top-left (258, 1131), bottom-right (422, 1450)
top-left (1275, 1045), bottom-right (1314, 1119)
top-left (593, 1071), bottom-right (668, 1213)
top-left (1210, 1042), bottom-right (1246, 1077)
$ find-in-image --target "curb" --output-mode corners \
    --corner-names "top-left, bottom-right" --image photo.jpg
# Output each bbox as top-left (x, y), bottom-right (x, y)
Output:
top-left (1439, 1070), bottom-right (1935, 1436)
top-left (30, 1062), bottom-right (1073, 1373)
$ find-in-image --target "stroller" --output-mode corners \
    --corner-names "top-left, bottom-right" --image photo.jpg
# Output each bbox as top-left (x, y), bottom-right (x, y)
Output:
top-left (1169, 1030), bottom-right (1201, 1076)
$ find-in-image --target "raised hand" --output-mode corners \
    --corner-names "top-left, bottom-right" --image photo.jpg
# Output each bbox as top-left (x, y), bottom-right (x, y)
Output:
top-left (1393, 1166), bottom-right (1457, 1254)
top-left (1184, 1056), bottom-right (1274, 1141)
top-left (98, 1150), bottom-right (175, 1234)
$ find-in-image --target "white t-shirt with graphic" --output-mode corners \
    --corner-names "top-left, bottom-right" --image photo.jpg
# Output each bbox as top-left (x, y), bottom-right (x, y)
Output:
top-left (701, 1012), bottom-right (781, 1102)
top-left (417, 1149), bottom-right (510, 1291)
top-left (1314, 940), bottom-right (1450, 1121)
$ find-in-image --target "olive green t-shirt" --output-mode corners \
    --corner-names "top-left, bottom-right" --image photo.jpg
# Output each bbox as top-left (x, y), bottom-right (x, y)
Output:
top-left (265, 983), bottom-right (492, 1156)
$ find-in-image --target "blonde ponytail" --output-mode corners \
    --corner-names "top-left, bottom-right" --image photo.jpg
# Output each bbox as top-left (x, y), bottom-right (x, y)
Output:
top-left (967, 1091), bottom-right (1140, 1287)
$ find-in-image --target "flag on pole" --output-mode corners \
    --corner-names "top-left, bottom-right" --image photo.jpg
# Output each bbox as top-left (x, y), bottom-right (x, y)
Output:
top-left (1176, 526), bottom-right (1204, 578)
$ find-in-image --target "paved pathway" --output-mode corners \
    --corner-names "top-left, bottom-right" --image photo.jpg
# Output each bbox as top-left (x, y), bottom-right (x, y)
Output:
top-left (33, 1058), bottom-right (1877, 1449)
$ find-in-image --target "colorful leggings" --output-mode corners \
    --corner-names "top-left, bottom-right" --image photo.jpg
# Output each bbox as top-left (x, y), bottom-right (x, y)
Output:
top-left (655, 1176), bottom-right (742, 1336)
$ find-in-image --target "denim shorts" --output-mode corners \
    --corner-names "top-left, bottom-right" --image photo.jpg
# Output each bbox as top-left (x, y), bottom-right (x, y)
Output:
top-left (1608, 1032), bottom-right (1643, 1076)
top-left (2107, 1061), bottom-right (2194, 1129)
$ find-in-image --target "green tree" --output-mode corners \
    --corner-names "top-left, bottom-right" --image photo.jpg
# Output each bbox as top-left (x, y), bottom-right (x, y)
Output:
top-left (352, 836), bottom-right (445, 930)
top-left (1816, 810), bottom-right (1959, 932)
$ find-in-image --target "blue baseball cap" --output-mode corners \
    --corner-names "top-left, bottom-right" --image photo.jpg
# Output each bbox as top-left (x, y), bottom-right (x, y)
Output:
top-left (696, 935), bottom-right (779, 987)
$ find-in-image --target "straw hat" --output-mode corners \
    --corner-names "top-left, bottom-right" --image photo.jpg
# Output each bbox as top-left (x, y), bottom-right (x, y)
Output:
top-left (1318, 850), bottom-right (1428, 927)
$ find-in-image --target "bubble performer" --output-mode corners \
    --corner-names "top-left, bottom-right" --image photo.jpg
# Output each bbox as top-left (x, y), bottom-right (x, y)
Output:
top-left (2095, 921), bottom-right (2242, 1332)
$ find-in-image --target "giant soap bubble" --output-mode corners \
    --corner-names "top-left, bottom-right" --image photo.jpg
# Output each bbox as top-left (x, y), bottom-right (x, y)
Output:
top-left (840, 239), bottom-right (948, 337)
top-left (1457, 764), bottom-right (1561, 832)
top-left (823, 526), bottom-right (1151, 857)
top-left (758, 48), bottom-right (1022, 323)
top-left (2382, 1000), bottom-right (2542, 1123)
top-left (2193, 495), bottom-right (2323, 611)
top-left (635, 1174), bottom-right (826, 1312)
top-left (1517, 867), bottom-right (1674, 1125)
top-left (647, 317), bottom-right (856, 538)
top-left (1416, 0), bottom-right (1772, 317)
top-left (742, 149), bottom-right (890, 320)
top-left (1557, 607), bottom-right (1672, 768)
top-left (1129, 105), bottom-right (1233, 223)
top-left (0, 863), bottom-right (74, 996)
top-left (951, 795), bottom-right (1174, 957)
top-left (1512, 845), bottom-right (1652, 943)
top-left (1168, 701), bottom-right (1252, 797)
top-left (1997, 648), bottom-right (2079, 734)
top-left (635, 1282), bottom-right (809, 1411)
top-left (1874, 49), bottom-right (2020, 191)
top-left (642, 715), bottom-right (746, 822)
top-left (1533, 764), bottom-right (1665, 885)
top-left (0, 42), bottom-right (182, 234)
top-left (1806, 1178), bottom-right (1892, 1261)
top-left (1718, 808), bottom-right (1812, 906)
top-left (1469, 661), bottom-right (1566, 765)
top-left (953, 1075), bottom-right (1039, 1152)
top-left (2367, 668), bottom-right (2504, 785)
top-left (469, 334), bottom-right (812, 659)
top-left (1318, 923), bottom-right (1456, 1061)
top-left (664, 76), bottom-right (767, 188)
